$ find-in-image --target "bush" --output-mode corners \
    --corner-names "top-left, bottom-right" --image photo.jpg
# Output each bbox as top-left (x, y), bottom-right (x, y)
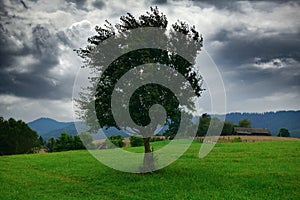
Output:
top-left (46, 132), bottom-right (88, 152)
top-left (232, 137), bottom-right (242, 143)
top-left (130, 136), bottom-right (144, 147)
top-left (150, 137), bottom-right (165, 142)
top-left (53, 132), bottom-right (74, 152)
top-left (104, 135), bottom-right (124, 148)
top-left (277, 128), bottom-right (290, 137)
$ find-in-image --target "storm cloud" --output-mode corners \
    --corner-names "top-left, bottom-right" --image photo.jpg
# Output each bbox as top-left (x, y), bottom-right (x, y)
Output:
top-left (0, 0), bottom-right (299, 121)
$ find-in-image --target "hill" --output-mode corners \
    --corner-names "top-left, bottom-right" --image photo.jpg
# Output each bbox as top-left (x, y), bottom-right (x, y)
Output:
top-left (222, 110), bottom-right (300, 137)
top-left (28, 118), bottom-right (73, 136)
top-left (28, 118), bottom-right (130, 140)
top-left (0, 141), bottom-right (299, 199)
top-left (28, 110), bottom-right (300, 139)
top-left (42, 123), bottom-right (79, 139)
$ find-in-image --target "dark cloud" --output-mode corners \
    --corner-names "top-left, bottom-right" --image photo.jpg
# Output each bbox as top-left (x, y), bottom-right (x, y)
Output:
top-left (0, 0), bottom-right (299, 121)
top-left (202, 0), bottom-right (300, 105)
top-left (67, 0), bottom-right (87, 10)
top-left (92, 0), bottom-right (105, 9)
top-left (192, 0), bottom-right (299, 9)
top-left (0, 24), bottom-right (30, 69)
top-left (56, 31), bottom-right (73, 46)
top-left (152, 0), bottom-right (167, 5)
top-left (192, 0), bottom-right (237, 9)
top-left (0, 24), bottom-right (74, 99)
top-left (0, 1), bottom-right (6, 14)
top-left (212, 31), bottom-right (300, 101)
top-left (0, 70), bottom-right (65, 99)
top-left (211, 30), bottom-right (300, 67)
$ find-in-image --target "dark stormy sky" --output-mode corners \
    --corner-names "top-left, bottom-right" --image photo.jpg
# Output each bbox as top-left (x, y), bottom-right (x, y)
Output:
top-left (0, 0), bottom-right (299, 122)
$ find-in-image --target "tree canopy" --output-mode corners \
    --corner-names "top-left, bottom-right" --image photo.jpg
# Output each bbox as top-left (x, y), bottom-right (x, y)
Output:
top-left (75, 7), bottom-right (204, 172)
top-left (238, 118), bottom-right (252, 128)
top-left (76, 7), bottom-right (203, 135)
top-left (46, 132), bottom-right (94, 152)
top-left (277, 128), bottom-right (290, 137)
top-left (0, 117), bottom-right (39, 155)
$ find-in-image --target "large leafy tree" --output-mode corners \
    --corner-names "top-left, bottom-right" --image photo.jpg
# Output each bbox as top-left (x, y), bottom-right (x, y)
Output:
top-left (76, 7), bottom-right (203, 172)
top-left (0, 117), bottom-right (39, 155)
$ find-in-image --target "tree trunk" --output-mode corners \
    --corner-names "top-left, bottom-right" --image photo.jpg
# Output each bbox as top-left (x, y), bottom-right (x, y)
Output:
top-left (141, 137), bottom-right (155, 173)
top-left (144, 137), bottom-right (151, 153)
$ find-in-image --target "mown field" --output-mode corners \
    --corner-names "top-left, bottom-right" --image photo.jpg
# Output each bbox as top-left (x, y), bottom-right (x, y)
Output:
top-left (0, 140), bottom-right (300, 200)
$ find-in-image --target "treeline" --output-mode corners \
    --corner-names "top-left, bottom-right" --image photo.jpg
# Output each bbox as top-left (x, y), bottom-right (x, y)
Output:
top-left (0, 117), bottom-right (39, 155)
top-left (223, 111), bottom-right (300, 135)
top-left (164, 114), bottom-right (290, 139)
top-left (0, 116), bottom-right (95, 156)
top-left (1, 115), bottom-right (291, 155)
top-left (44, 132), bottom-right (95, 152)
top-left (164, 113), bottom-right (236, 139)
top-left (102, 135), bottom-right (165, 149)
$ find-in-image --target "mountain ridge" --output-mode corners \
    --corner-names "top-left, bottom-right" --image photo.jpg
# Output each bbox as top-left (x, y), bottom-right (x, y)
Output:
top-left (28, 110), bottom-right (300, 139)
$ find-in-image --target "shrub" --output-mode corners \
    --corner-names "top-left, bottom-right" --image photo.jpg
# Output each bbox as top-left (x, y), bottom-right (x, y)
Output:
top-left (130, 136), bottom-right (144, 147)
top-left (104, 135), bottom-right (124, 148)
top-left (53, 132), bottom-right (74, 152)
top-left (277, 128), bottom-right (290, 137)
top-left (232, 137), bottom-right (242, 143)
top-left (46, 132), bottom-right (91, 152)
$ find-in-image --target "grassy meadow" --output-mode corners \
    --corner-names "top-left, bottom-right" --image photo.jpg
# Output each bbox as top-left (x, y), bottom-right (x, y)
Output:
top-left (0, 140), bottom-right (300, 200)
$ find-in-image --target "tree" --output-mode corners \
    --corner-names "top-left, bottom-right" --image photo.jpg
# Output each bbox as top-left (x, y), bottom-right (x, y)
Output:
top-left (278, 128), bottom-right (290, 137)
top-left (46, 137), bottom-right (56, 152)
top-left (0, 117), bottom-right (39, 155)
top-left (130, 135), bottom-right (144, 147)
top-left (196, 113), bottom-right (211, 137)
top-left (221, 121), bottom-right (234, 136)
top-left (104, 135), bottom-right (124, 148)
top-left (53, 132), bottom-right (74, 152)
top-left (164, 112), bottom-right (198, 139)
top-left (238, 118), bottom-right (251, 128)
top-left (73, 135), bottom-right (86, 150)
top-left (46, 133), bottom-right (88, 152)
top-left (75, 7), bottom-right (203, 172)
top-left (39, 136), bottom-right (45, 146)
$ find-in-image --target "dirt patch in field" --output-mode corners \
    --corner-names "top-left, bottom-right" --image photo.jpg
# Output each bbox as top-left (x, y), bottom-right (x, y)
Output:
top-left (207, 136), bottom-right (300, 142)
top-left (93, 137), bottom-right (131, 148)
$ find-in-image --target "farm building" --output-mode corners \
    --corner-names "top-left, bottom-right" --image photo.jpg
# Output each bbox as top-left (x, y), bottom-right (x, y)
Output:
top-left (233, 127), bottom-right (271, 136)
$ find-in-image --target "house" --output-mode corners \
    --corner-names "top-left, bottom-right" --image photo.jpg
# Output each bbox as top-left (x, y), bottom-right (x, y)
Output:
top-left (233, 127), bottom-right (271, 136)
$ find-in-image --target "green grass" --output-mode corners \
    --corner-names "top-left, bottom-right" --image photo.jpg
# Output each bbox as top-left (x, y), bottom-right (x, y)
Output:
top-left (0, 141), bottom-right (300, 200)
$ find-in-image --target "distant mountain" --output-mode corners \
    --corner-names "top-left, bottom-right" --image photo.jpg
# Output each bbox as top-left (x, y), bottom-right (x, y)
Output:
top-left (28, 118), bottom-right (130, 140)
top-left (42, 123), bottom-right (78, 139)
top-left (28, 110), bottom-right (300, 139)
top-left (28, 118), bottom-right (73, 136)
top-left (97, 127), bottom-right (130, 139)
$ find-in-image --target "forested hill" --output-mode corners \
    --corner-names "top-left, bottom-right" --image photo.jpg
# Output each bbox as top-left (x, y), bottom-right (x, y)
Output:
top-left (28, 118), bottom-right (73, 136)
top-left (28, 118), bottom-right (129, 140)
top-left (28, 110), bottom-right (300, 139)
top-left (221, 110), bottom-right (300, 137)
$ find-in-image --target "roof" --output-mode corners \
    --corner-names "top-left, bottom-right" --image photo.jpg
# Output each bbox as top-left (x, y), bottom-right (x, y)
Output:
top-left (233, 127), bottom-right (270, 135)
